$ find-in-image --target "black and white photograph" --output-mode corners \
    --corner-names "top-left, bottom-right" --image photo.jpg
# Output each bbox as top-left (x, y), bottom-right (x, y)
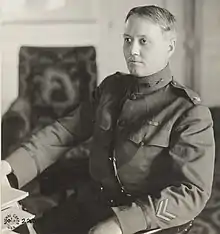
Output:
top-left (1, 1), bottom-right (220, 234)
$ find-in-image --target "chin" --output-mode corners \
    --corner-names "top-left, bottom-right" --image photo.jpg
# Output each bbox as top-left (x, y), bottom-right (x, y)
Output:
top-left (129, 70), bottom-right (146, 77)
top-left (128, 68), bottom-right (142, 77)
top-left (128, 65), bottom-right (150, 77)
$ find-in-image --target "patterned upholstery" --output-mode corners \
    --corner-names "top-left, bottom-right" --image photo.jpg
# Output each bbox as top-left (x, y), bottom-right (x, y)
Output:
top-left (2, 46), bottom-right (97, 158)
top-left (1, 46), bottom-right (97, 218)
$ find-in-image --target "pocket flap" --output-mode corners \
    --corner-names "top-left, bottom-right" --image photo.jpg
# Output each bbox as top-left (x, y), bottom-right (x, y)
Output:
top-left (129, 124), bottom-right (171, 147)
top-left (146, 129), bottom-right (170, 147)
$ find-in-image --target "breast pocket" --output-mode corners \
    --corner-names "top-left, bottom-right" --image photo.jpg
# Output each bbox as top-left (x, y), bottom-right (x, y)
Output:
top-left (128, 123), bottom-right (171, 148)
top-left (115, 121), bottom-right (172, 168)
top-left (117, 124), bottom-right (172, 188)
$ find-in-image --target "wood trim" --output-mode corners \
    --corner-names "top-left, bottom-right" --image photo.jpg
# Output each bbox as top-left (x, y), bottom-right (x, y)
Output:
top-left (183, 0), bottom-right (195, 89)
top-left (192, 0), bottom-right (203, 94)
top-left (1, 19), bottom-right (98, 26)
top-left (183, 0), bottom-right (203, 94)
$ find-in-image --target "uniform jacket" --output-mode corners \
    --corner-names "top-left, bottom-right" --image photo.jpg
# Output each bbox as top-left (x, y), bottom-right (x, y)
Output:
top-left (7, 65), bottom-right (215, 234)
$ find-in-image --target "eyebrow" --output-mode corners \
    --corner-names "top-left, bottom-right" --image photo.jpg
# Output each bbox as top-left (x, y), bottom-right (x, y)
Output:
top-left (123, 33), bottom-right (148, 38)
top-left (123, 33), bottom-right (130, 37)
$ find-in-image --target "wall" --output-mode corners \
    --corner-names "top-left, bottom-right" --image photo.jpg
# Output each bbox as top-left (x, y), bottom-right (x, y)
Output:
top-left (199, 0), bottom-right (220, 106)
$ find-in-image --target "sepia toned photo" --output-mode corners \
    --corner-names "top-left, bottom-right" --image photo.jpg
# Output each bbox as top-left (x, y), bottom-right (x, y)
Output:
top-left (1, 1), bottom-right (220, 234)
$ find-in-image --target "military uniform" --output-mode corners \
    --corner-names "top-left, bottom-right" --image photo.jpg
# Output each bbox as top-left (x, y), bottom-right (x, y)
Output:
top-left (6, 65), bottom-right (215, 234)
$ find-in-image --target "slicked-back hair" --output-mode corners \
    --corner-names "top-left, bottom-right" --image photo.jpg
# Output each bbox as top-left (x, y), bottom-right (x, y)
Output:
top-left (125, 5), bottom-right (177, 38)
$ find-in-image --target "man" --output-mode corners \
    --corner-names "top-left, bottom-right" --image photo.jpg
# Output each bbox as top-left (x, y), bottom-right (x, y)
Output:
top-left (2, 5), bottom-right (215, 234)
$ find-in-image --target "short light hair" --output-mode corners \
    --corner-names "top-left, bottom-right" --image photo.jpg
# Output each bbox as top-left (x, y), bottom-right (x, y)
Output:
top-left (125, 5), bottom-right (177, 38)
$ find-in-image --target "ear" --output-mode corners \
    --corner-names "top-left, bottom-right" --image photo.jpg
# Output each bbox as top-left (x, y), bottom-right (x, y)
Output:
top-left (168, 38), bottom-right (176, 57)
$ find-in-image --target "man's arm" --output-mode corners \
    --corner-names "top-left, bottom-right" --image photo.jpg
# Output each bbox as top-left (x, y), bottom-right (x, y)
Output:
top-left (113, 105), bottom-right (215, 233)
top-left (5, 96), bottom-right (96, 188)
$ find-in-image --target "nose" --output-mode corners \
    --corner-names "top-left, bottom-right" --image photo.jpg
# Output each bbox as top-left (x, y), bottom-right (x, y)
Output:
top-left (130, 40), bottom-right (140, 55)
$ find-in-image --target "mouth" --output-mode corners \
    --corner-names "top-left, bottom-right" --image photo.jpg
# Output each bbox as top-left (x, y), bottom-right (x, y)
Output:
top-left (128, 60), bottom-right (143, 65)
top-left (128, 58), bottom-right (143, 64)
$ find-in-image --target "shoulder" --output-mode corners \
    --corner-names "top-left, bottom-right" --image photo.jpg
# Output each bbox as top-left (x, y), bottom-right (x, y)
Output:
top-left (170, 80), bottom-right (213, 123)
top-left (99, 72), bottom-right (128, 86)
top-left (93, 72), bottom-right (130, 100)
top-left (98, 72), bottom-right (132, 93)
top-left (170, 80), bottom-right (202, 105)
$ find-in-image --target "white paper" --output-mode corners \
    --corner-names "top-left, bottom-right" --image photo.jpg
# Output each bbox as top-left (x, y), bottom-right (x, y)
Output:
top-left (1, 186), bottom-right (28, 210)
top-left (2, 229), bottom-right (18, 234)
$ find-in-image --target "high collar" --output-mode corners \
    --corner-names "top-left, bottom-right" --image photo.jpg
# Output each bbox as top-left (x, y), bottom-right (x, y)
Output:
top-left (132, 64), bottom-right (173, 95)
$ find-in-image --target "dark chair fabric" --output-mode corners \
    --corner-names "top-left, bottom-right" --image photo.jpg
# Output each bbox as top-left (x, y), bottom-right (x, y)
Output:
top-left (1, 46), bottom-right (97, 218)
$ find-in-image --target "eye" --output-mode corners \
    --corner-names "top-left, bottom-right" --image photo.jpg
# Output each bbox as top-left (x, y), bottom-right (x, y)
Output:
top-left (140, 38), bottom-right (148, 45)
top-left (124, 37), bottom-right (132, 43)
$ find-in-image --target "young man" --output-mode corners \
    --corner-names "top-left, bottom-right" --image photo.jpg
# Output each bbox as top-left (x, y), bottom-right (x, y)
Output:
top-left (3, 5), bottom-right (215, 234)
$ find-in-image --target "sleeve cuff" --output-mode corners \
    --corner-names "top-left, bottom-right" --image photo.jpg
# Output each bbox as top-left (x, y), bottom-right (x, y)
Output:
top-left (112, 203), bottom-right (148, 234)
top-left (6, 147), bottom-right (38, 188)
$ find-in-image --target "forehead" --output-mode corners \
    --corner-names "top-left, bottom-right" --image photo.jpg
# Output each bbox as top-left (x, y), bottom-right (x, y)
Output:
top-left (124, 15), bottom-right (163, 38)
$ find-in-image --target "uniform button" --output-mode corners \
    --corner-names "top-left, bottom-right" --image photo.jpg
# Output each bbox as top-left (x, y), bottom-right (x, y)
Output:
top-left (130, 93), bottom-right (137, 100)
top-left (148, 120), bottom-right (159, 126)
top-left (117, 119), bottom-right (126, 127)
top-left (172, 81), bottom-right (177, 85)
top-left (140, 141), bottom-right (145, 146)
top-left (148, 120), bottom-right (153, 125)
top-left (193, 96), bottom-right (201, 102)
top-left (100, 186), bottom-right (104, 191)
top-left (110, 199), bottom-right (114, 203)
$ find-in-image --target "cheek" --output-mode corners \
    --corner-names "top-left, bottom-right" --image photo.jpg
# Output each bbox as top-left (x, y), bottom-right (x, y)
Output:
top-left (140, 47), bottom-right (152, 61)
top-left (156, 43), bottom-right (169, 57)
top-left (141, 45), bottom-right (167, 61)
top-left (123, 44), bottom-right (129, 58)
